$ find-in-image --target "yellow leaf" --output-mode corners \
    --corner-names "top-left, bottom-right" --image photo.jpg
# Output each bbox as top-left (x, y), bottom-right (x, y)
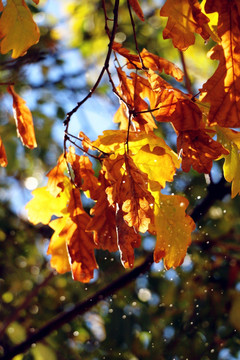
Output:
top-left (7, 85), bottom-right (37, 149)
top-left (25, 184), bottom-right (70, 225)
top-left (0, 0), bottom-right (40, 58)
top-left (48, 217), bottom-right (71, 274)
top-left (217, 127), bottom-right (240, 198)
top-left (132, 144), bottom-right (178, 191)
top-left (151, 193), bottom-right (195, 269)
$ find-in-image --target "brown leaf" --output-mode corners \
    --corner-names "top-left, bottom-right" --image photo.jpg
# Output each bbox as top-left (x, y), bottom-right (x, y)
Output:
top-left (160, 0), bottom-right (210, 51)
top-left (66, 188), bottom-right (98, 282)
top-left (86, 172), bottom-right (118, 252)
top-left (46, 154), bottom-right (66, 197)
top-left (200, 0), bottom-right (240, 127)
top-left (116, 207), bottom-right (141, 268)
top-left (177, 129), bottom-right (229, 173)
top-left (113, 42), bottom-right (184, 81)
top-left (66, 147), bottom-right (99, 198)
top-left (0, 136), bottom-right (7, 167)
top-left (116, 68), bottom-right (157, 133)
top-left (147, 71), bottom-right (203, 131)
top-left (7, 85), bottom-right (37, 149)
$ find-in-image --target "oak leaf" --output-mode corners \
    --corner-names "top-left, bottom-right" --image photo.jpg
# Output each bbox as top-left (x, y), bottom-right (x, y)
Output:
top-left (147, 70), bottom-right (203, 131)
top-left (0, 0), bottom-right (40, 58)
top-left (200, 0), bottom-right (240, 127)
top-left (63, 188), bottom-right (98, 282)
top-left (46, 154), bottom-right (66, 197)
top-left (116, 207), bottom-right (141, 268)
top-left (113, 42), bottom-right (184, 81)
top-left (116, 68), bottom-right (157, 133)
top-left (66, 147), bottom-right (99, 199)
top-left (0, 136), bottom-right (7, 167)
top-left (7, 85), bottom-right (37, 149)
top-left (177, 129), bottom-right (229, 173)
top-left (150, 193), bottom-right (195, 269)
top-left (217, 127), bottom-right (240, 198)
top-left (86, 172), bottom-right (118, 252)
top-left (47, 217), bottom-right (71, 274)
top-left (25, 182), bottom-right (71, 225)
top-left (160, 0), bottom-right (210, 51)
top-left (103, 154), bottom-right (154, 234)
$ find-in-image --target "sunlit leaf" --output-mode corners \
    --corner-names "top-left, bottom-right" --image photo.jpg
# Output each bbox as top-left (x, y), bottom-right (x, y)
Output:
top-left (7, 85), bottom-right (37, 149)
top-left (160, 0), bottom-right (210, 51)
top-left (200, 0), bottom-right (240, 127)
top-left (217, 127), bottom-right (240, 198)
top-left (150, 193), bottom-right (195, 269)
top-left (177, 129), bottom-right (229, 173)
top-left (0, 0), bottom-right (40, 58)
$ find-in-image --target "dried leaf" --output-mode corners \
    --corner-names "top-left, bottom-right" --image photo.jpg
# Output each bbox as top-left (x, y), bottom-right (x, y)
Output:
top-left (200, 0), bottom-right (240, 127)
top-left (66, 188), bottom-right (98, 282)
top-left (177, 129), bottom-right (229, 173)
top-left (160, 0), bottom-right (210, 51)
top-left (116, 206), bottom-right (141, 268)
top-left (113, 42), bottom-right (184, 81)
top-left (147, 70), bottom-right (203, 131)
top-left (67, 147), bottom-right (99, 198)
top-left (0, 0), bottom-right (40, 58)
top-left (151, 193), bottom-right (195, 269)
top-left (86, 172), bottom-right (118, 252)
top-left (116, 68), bottom-right (157, 133)
top-left (46, 154), bottom-right (66, 197)
top-left (7, 85), bottom-right (37, 149)
top-left (0, 136), bottom-right (7, 167)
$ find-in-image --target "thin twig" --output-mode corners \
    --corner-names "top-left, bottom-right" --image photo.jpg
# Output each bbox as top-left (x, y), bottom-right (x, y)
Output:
top-left (127, 0), bottom-right (147, 70)
top-left (63, 0), bottom-right (120, 150)
top-left (179, 50), bottom-right (192, 94)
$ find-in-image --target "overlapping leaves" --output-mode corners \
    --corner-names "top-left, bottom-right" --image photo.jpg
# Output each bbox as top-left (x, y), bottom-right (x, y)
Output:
top-left (24, 0), bottom-right (240, 282)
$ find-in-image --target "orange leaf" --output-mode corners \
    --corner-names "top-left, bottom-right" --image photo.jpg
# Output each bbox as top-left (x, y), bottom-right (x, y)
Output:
top-left (103, 154), bottom-right (154, 233)
top-left (66, 188), bottom-right (98, 282)
top-left (116, 206), bottom-right (141, 268)
top-left (46, 154), bottom-right (66, 197)
top-left (86, 172), bottom-right (118, 252)
top-left (147, 70), bottom-right (203, 131)
top-left (116, 68), bottom-right (157, 133)
top-left (7, 85), bottom-right (37, 149)
top-left (113, 42), bottom-right (184, 81)
top-left (177, 129), bottom-right (229, 173)
top-left (200, 0), bottom-right (240, 127)
top-left (151, 193), bottom-right (195, 269)
top-left (160, 0), bottom-right (210, 51)
top-left (0, 136), bottom-right (7, 167)
top-left (66, 147), bottom-right (99, 198)
top-left (128, 0), bottom-right (144, 21)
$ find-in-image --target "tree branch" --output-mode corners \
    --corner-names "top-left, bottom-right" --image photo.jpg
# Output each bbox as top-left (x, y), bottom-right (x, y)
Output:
top-left (2, 177), bottom-right (231, 360)
top-left (1, 253), bottom-right (154, 360)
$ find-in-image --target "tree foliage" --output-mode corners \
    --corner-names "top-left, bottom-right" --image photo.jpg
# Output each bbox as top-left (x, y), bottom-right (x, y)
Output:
top-left (1, 0), bottom-right (240, 359)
